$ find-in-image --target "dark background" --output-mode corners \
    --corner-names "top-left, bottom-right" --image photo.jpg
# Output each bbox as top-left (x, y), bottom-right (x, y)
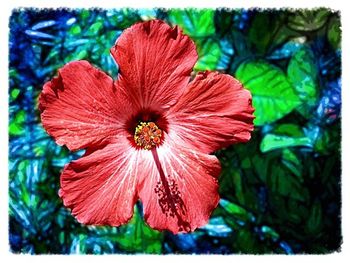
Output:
top-left (9, 8), bottom-right (341, 254)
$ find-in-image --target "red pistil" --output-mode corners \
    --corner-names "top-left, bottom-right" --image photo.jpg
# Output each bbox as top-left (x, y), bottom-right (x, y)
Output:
top-left (151, 148), bottom-right (190, 232)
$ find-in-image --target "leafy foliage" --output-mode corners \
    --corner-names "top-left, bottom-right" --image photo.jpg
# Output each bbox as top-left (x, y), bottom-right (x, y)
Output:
top-left (9, 8), bottom-right (341, 254)
top-left (169, 9), bottom-right (223, 71)
top-left (236, 60), bottom-right (302, 126)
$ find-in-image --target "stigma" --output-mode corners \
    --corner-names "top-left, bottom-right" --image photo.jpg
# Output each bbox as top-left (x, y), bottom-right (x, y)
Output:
top-left (134, 121), bottom-right (162, 150)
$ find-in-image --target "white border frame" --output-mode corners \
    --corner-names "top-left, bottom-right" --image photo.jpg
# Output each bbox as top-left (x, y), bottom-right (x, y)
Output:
top-left (1, 1), bottom-right (348, 262)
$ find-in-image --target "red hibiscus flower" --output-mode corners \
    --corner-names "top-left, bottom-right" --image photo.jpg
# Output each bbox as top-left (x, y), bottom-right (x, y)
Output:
top-left (39, 19), bottom-right (254, 233)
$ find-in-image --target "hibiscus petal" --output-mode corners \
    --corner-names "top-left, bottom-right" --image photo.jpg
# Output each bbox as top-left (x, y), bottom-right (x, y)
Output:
top-left (59, 138), bottom-right (140, 226)
top-left (137, 134), bottom-right (221, 233)
top-left (111, 19), bottom-right (198, 111)
top-left (39, 60), bottom-right (123, 151)
top-left (167, 71), bottom-right (255, 154)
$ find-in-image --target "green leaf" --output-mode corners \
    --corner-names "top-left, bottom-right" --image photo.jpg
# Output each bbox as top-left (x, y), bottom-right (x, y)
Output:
top-left (116, 205), bottom-right (163, 253)
top-left (274, 123), bottom-right (305, 137)
top-left (251, 154), bottom-right (270, 182)
top-left (194, 38), bottom-right (221, 70)
top-left (71, 234), bottom-right (87, 254)
top-left (287, 8), bottom-right (330, 31)
top-left (270, 26), bottom-right (303, 52)
top-left (260, 134), bottom-right (313, 152)
top-left (248, 13), bottom-right (280, 54)
top-left (169, 9), bottom-right (221, 70)
top-left (282, 149), bottom-right (303, 180)
top-left (241, 157), bottom-right (251, 169)
top-left (168, 9), bottom-right (215, 37)
top-left (314, 128), bottom-right (332, 154)
top-left (87, 21), bottom-right (103, 36)
top-left (10, 88), bottom-right (20, 100)
top-left (9, 110), bottom-right (26, 136)
top-left (236, 229), bottom-right (260, 253)
top-left (269, 165), bottom-right (308, 202)
top-left (288, 47), bottom-right (318, 103)
top-left (220, 199), bottom-right (255, 222)
top-left (232, 170), bottom-right (245, 205)
top-left (286, 199), bottom-right (309, 224)
top-left (70, 24), bottom-right (82, 35)
top-left (261, 225), bottom-right (280, 240)
top-left (75, 50), bottom-right (88, 60)
top-left (80, 10), bottom-right (90, 21)
top-left (59, 232), bottom-right (65, 245)
top-left (306, 202), bottom-right (322, 234)
top-left (288, 47), bottom-right (318, 118)
top-left (327, 16), bottom-right (341, 50)
top-left (235, 61), bottom-right (302, 126)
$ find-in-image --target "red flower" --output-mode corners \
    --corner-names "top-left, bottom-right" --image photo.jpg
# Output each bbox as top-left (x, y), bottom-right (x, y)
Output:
top-left (39, 20), bottom-right (254, 233)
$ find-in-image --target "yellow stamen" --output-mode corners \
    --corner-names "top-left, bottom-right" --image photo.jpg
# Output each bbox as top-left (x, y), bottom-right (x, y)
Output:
top-left (134, 121), bottom-right (162, 150)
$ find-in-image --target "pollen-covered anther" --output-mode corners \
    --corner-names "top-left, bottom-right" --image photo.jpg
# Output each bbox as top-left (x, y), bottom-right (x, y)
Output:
top-left (134, 121), bottom-right (163, 150)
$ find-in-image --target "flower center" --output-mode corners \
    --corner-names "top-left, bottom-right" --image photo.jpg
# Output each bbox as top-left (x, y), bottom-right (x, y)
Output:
top-left (134, 121), bottom-right (162, 150)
